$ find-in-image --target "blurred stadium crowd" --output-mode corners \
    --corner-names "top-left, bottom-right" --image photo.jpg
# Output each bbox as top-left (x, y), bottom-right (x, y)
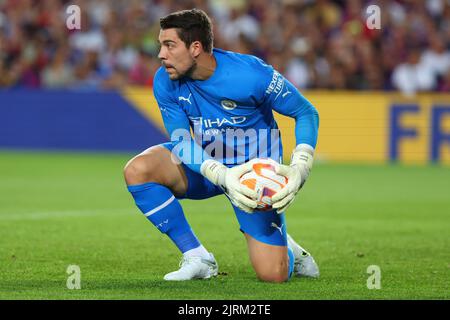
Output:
top-left (0, 0), bottom-right (449, 94)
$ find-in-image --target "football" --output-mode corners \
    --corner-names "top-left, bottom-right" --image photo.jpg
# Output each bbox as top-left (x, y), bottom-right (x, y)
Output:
top-left (240, 159), bottom-right (288, 211)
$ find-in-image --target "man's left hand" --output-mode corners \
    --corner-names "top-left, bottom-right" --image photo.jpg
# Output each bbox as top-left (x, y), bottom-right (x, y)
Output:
top-left (271, 144), bottom-right (314, 213)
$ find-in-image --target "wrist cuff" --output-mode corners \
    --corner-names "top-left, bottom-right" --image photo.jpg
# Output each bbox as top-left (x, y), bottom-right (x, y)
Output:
top-left (291, 144), bottom-right (314, 184)
top-left (200, 159), bottom-right (227, 186)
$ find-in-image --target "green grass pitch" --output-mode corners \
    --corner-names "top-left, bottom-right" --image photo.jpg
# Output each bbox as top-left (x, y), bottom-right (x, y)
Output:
top-left (0, 151), bottom-right (449, 300)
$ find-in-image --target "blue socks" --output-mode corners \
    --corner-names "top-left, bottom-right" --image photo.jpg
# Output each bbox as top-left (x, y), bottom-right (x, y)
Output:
top-left (127, 182), bottom-right (201, 253)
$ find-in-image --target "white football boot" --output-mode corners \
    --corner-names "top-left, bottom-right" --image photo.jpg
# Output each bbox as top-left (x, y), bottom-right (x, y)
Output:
top-left (287, 234), bottom-right (320, 278)
top-left (163, 253), bottom-right (218, 281)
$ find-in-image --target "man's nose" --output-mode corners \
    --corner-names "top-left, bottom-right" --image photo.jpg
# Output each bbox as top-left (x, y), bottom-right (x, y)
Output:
top-left (158, 47), bottom-right (167, 60)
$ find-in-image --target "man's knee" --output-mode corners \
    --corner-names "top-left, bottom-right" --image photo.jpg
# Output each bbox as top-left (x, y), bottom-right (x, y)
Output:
top-left (124, 146), bottom-right (188, 196)
top-left (124, 155), bottom-right (154, 185)
top-left (124, 148), bottom-right (164, 185)
top-left (255, 260), bottom-right (289, 283)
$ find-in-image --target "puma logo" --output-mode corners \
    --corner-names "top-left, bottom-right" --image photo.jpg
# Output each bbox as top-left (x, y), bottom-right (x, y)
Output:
top-left (271, 222), bottom-right (284, 235)
top-left (282, 88), bottom-right (292, 98)
top-left (178, 93), bottom-right (192, 105)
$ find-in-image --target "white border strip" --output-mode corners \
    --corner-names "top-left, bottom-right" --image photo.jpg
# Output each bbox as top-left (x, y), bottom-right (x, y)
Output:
top-left (144, 195), bottom-right (175, 217)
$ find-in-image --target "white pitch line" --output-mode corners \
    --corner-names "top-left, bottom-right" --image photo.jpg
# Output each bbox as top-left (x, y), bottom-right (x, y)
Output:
top-left (0, 209), bottom-right (129, 221)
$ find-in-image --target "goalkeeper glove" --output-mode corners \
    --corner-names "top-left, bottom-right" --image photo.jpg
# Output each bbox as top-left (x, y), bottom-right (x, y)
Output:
top-left (271, 144), bottom-right (314, 214)
top-left (200, 159), bottom-right (258, 213)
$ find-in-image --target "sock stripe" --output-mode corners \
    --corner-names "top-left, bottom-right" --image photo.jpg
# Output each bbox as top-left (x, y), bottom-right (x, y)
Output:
top-left (144, 195), bottom-right (175, 217)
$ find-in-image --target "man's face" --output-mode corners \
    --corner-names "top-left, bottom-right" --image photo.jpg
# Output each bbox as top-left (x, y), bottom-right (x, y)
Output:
top-left (158, 28), bottom-right (195, 80)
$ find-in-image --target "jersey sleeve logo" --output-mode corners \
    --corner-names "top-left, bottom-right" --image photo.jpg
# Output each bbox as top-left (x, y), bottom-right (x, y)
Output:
top-left (265, 71), bottom-right (285, 100)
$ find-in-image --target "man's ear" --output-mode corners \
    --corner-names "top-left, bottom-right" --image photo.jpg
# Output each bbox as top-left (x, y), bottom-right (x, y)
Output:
top-left (190, 41), bottom-right (202, 59)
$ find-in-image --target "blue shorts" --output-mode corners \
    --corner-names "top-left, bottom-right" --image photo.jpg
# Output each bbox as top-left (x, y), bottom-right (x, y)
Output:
top-left (161, 142), bottom-right (287, 246)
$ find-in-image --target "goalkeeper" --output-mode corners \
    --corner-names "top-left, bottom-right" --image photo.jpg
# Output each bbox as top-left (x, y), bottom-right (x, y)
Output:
top-left (124, 9), bottom-right (319, 283)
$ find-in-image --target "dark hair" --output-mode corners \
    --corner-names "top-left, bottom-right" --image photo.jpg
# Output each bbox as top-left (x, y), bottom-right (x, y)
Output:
top-left (160, 9), bottom-right (213, 54)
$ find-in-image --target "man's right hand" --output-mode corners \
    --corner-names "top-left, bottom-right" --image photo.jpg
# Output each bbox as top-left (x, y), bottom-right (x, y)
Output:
top-left (201, 159), bottom-right (258, 213)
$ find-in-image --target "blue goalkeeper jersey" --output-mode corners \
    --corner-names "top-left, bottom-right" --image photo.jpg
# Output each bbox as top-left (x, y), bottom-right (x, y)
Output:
top-left (153, 48), bottom-right (319, 173)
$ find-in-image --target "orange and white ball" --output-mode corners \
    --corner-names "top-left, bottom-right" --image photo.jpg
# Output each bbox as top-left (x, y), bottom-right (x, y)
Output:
top-left (239, 159), bottom-right (288, 211)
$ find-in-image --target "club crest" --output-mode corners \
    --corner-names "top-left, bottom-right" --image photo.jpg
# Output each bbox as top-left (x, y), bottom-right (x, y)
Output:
top-left (221, 99), bottom-right (237, 110)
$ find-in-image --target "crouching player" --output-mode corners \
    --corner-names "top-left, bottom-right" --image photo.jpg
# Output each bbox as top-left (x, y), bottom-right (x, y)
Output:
top-left (124, 9), bottom-right (320, 283)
